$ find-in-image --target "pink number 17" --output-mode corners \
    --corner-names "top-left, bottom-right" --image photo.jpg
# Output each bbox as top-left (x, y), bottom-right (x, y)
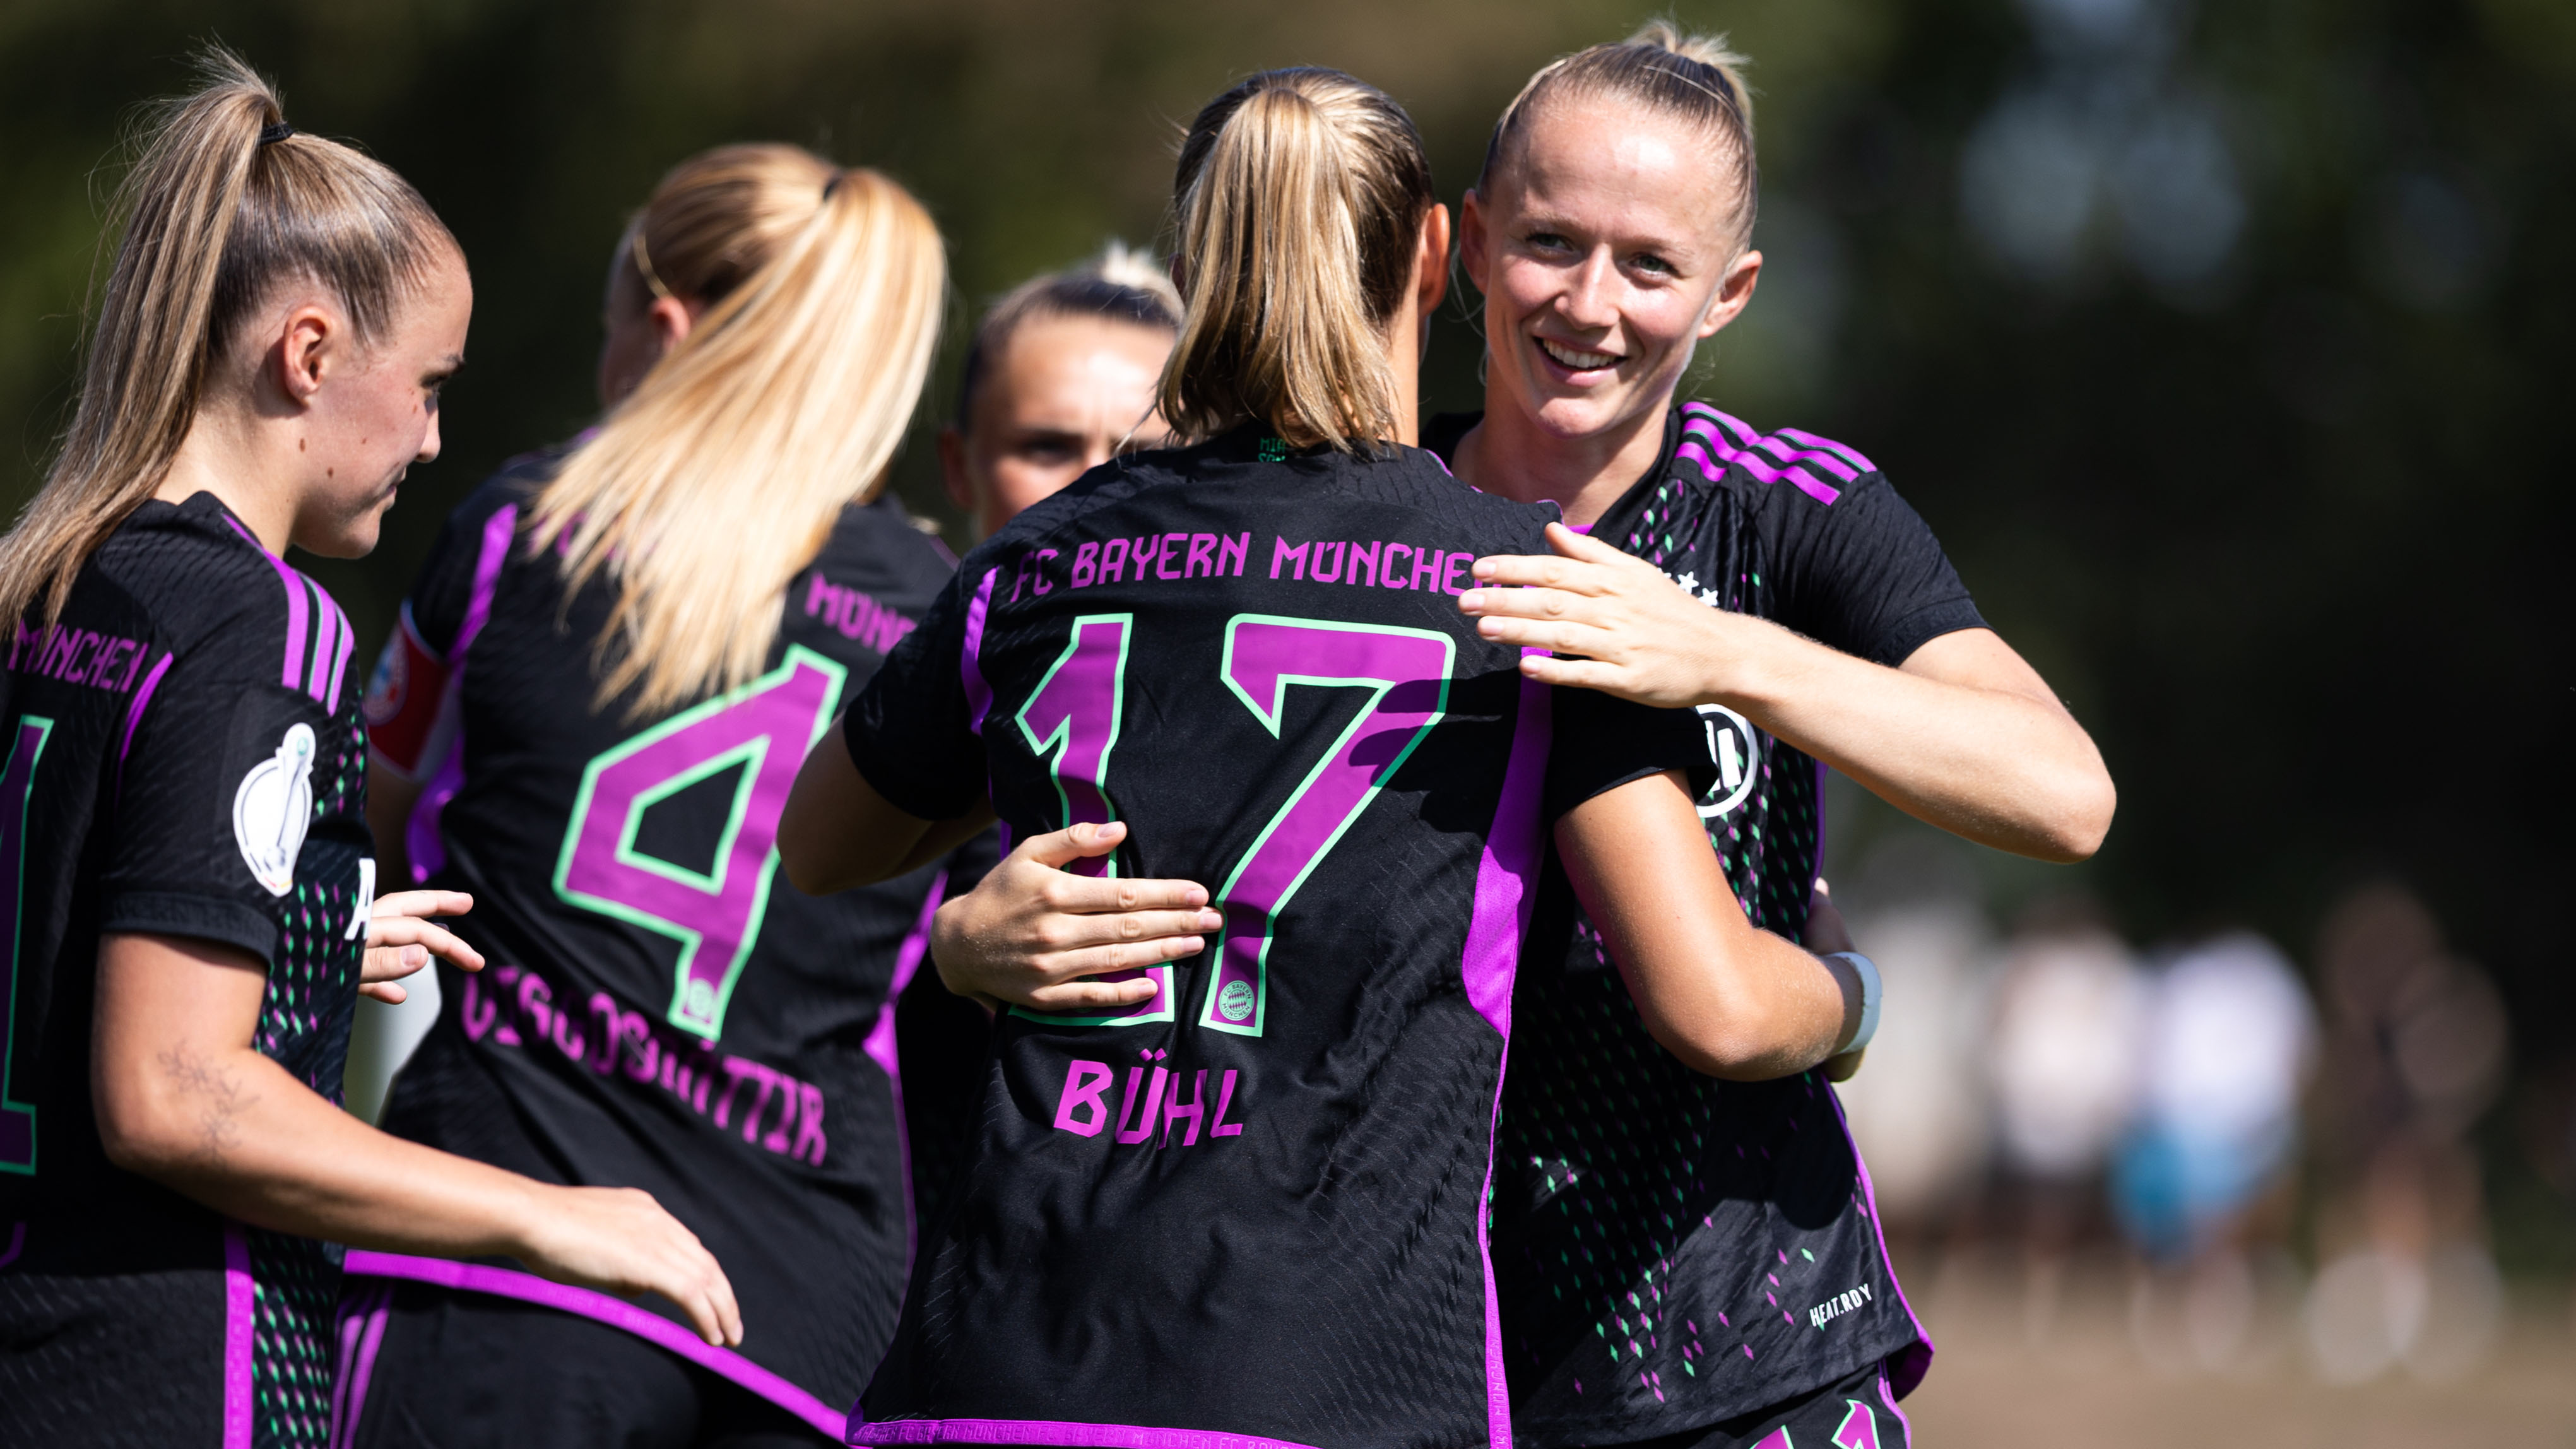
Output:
top-left (1012, 613), bottom-right (1453, 1038)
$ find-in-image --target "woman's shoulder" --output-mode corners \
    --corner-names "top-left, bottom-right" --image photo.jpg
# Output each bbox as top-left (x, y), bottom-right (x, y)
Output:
top-left (93, 494), bottom-right (347, 695)
top-left (1667, 400), bottom-right (1884, 509)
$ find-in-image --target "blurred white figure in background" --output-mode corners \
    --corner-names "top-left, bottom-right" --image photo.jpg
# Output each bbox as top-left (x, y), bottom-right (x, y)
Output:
top-left (1838, 887), bottom-right (2000, 1233)
top-left (2305, 882), bottom-right (2508, 1385)
top-left (2112, 931), bottom-right (2317, 1373)
top-left (1985, 903), bottom-right (2146, 1339)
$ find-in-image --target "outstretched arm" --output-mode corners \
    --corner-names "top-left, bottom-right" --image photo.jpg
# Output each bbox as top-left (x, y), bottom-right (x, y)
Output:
top-left (93, 932), bottom-right (743, 1346)
top-left (1466, 525), bottom-right (2115, 863)
top-left (1556, 769), bottom-right (1862, 1080)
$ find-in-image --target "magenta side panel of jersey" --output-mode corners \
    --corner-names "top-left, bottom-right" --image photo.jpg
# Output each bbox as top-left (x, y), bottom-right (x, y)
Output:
top-left (848, 1419), bottom-right (1324, 1449)
top-left (961, 568), bottom-right (997, 736)
top-left (403, 503), bottom-right (518, 884)
top-left (343, 1250), bottom-right (849, 1440)
top-left (1826, 1089), bottom-right (1932, 1399)
top-left (864, 870), bottom-right (947, 1274)
top-left (1467, 668), bottom-right (1551, 1449)
top-left (223, 1222), bottom-right (254, 1449)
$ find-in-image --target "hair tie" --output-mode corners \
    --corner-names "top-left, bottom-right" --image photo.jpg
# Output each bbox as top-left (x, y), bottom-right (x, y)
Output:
top-left (257, 121), bottom-right (295, 146)
top-left (629, 226), bottom-right (675, 303)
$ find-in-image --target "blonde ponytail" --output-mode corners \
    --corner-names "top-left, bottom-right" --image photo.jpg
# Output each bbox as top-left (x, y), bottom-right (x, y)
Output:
top-left (1480, 21), bottom-right (1760, 255)
top-left (1160, 69), bottom-right (1435, 452)
top-left (0, 45), bottom-right (454, 627)
top-left (529, 147), bottom-right (944, 718)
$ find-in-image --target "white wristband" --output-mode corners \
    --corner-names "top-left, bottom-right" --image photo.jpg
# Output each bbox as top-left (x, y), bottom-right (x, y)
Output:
top-left (1826, 951), bottom-right (1882, 1055)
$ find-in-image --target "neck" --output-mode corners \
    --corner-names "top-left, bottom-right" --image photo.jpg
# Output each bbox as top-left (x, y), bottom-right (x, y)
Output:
top-left (1455, 394), bottom-right (1668, 528)
top-left (158, 403), bottom-right (297, 554)
top-left (1381, 299), bottom-right (1423, 449)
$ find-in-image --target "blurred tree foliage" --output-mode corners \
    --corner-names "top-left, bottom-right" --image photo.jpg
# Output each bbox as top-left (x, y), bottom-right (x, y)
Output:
top-left (0, 0), bottom-right (2567, 1185)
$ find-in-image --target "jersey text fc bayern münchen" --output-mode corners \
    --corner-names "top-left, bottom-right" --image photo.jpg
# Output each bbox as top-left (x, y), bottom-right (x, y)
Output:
top-left (0, 494), bottom-right (371, 1448)
top-left (844, 427), bottom-right (1711, 1449)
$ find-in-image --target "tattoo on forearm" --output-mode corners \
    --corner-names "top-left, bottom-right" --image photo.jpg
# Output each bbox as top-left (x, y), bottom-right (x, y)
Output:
top-left (158, 1044), bottom-right (257, 1167)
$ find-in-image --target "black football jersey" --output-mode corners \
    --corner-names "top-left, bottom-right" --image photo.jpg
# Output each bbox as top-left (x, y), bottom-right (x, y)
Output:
top-left (842, 427), bottom-right (1712, 1449)
top-left (1426, 405), bottom-right (1981, 1440)
top-left (0, 493), bottom-right (372, 1448)
top-left (351, 455), bottom-right (986, 1434)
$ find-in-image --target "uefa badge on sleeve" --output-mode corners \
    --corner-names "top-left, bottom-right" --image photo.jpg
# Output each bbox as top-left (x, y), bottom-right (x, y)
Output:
top-left (233, 722), bottom-right (317, 896)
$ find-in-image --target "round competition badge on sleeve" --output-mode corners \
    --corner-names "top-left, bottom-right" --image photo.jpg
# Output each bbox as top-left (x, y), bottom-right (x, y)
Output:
top-left (1694, 703), bottom-right (1759, 819)
top-left (233, 722), bottom-right (317, 896)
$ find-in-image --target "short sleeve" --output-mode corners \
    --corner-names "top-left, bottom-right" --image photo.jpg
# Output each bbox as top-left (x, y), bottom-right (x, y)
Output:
top-left (1540, 687), bottom-right (1718, 821)
top-left (1770, 475), bottom-right (1987, 668)
top-left (101, 632), bottom-right (341, 967)
top-left (842, 564), bottom-right (991, 822)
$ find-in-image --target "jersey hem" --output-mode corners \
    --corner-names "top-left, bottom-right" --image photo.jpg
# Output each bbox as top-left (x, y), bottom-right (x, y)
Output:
top-left (341, 1250), bottom-right (848, 1442)
top-left (100, 890), bottom-right (280, 966)
top-left (848, 1417), bottom-right (1323, 1449)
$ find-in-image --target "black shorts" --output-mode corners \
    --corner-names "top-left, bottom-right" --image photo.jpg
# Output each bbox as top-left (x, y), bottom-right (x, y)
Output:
top-left (345, 1282), bottom-right (833, 1449)
top-left (1613, 1357), bottom-right (1912, 1449)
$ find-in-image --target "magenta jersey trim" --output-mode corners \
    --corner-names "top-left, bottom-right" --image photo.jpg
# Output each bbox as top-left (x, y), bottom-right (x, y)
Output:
top-left (223, 515), bottom-right (309, 692)
top-left (0, 1221), bottom-right (23, 1269)
top-left (1459, 665), bottom-right (1552, 1448)
top-left (866, 869), bottom-right (948, 1272)
top-left (1824, 1091), bottom-right (1934, 1400)
top-left (222, 1223), bottom-right (254, 1449)
top-left (1674, 403), bottom-right (1870, 507)
top-left (343, 1250), bottom-right (848, 1441)
top-left (960, 568), bottom-right (997, 736)
top-left (848, 1417), bottom-right (1323, 1449)
top-left (116, 650), bottom-right (174, 767)
top-left (403, 503), bottom-right (519, 884)
top-left (1875, 1363), bottom-right (1914, 1446)
top-left (329, 1279), bottom-right (394, 1448)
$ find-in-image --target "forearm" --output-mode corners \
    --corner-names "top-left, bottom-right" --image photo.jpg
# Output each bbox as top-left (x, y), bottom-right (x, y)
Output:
top-left (1715, 621), bottom-right (2112, 861)
top-left (103, 1039), bottom-right (540, 1258)
top-left (1556, 772), bottom-right (1858, 1080)
top-left (780, 728), bottom-right (945, 892)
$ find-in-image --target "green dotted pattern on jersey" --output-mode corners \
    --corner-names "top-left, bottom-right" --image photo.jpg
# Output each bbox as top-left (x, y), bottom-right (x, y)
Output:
top-left (1496, 467), bottom-right (1857, 1414)
top-left (247, 706), bottom-right (368, 1448)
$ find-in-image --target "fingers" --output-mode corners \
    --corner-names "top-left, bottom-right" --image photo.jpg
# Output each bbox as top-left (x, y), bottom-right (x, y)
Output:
top-left (372, 889), bottom-right (474, 921)
top-left (1036, 873), bottom-right (1214, 915)
top-left (359, 980), bottom-right (409, 1005)
top-left (1034, 906), bottom-right (1224, 954)
top-left (1024, 974), bottom-right (1167, 1011)
top-left (1514, 654), bottom-right (1634, 696)
top-left (365, 916), bottom-right (487, 973)
top-left (361, 940), bottom-right (431, 984)
top-left (1017, 820), bottom-right (1126, 870)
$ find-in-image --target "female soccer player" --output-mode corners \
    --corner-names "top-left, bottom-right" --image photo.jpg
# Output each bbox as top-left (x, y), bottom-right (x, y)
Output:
top-left (1438, 26), bottom-right (2118, 1449)
top-left (341, 144), bottom-right (949, 1448)
top-left (939, 243), bottom-right (1183, 540)
top-left (779, 66), bottom-right (1869, 1449)
top-left (0, 54), bottom-right (736, 1449)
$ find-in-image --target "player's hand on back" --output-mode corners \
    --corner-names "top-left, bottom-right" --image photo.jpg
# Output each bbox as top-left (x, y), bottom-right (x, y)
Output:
top-left (1459, 523), bottom-right (1744, 709)
top-left (513, 1183), bottom-right (744, 1347)
top-left (931, 821), bottom-right (1220, 1012)
top-left (360, 890), bottom-right (485, 1003)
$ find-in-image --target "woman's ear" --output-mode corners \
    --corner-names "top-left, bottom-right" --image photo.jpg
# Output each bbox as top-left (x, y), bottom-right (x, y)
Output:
top-left (1415, 203), bottom-right (1453, 319)
top-left (273, 304), bottom-right (338, 406)
top-left (648, 294), bottom-right (697, 355)
top-left (1697, 249), bottom-right (1763, 340)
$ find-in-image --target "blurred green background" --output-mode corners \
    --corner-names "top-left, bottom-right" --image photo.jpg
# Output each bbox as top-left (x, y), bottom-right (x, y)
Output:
top-left (1, 0), bottom-right (2569, 1295)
